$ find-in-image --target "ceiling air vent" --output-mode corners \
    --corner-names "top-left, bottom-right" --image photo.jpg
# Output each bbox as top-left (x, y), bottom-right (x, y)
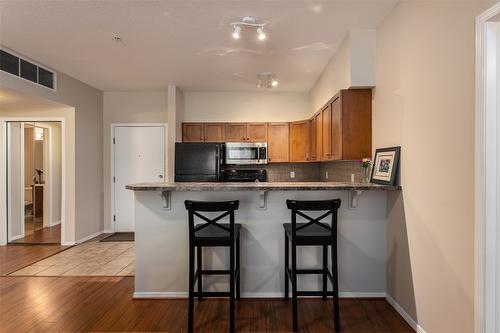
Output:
top-left (0, 49), bottom-right (56, 90)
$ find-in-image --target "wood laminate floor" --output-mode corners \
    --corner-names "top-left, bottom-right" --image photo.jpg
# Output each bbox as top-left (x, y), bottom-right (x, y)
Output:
top-left (0, 244), bottom-right (70, 276)
top-left (10, 222), bottom-right (61, 244)
top-left (0, 245), bottom-right (413, 332)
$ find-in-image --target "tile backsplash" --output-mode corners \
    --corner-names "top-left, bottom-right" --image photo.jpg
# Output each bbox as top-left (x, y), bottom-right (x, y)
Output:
top-left (229, 160), bottom-right (366, 183)
top-left (320, 160), bottom-right (365, 182)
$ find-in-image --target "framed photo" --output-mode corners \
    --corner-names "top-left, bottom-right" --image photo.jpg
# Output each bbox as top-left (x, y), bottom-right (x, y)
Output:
top-left (370, 146), bottom-right (401, 185)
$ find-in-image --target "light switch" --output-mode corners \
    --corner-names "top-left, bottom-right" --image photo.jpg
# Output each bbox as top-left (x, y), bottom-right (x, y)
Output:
top-left (325, 171), bottom-right (329, 179)
top-left (290, 171), bottom-right (295, 179)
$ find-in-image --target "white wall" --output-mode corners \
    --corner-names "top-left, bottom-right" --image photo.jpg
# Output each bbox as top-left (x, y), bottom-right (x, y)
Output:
top-left (309, 29), bottom-right (376, 112)
top-left (47, 122), bottom-right (62, 226)
top-left (372, 2), bottom-right (494, 332)
top-left (6, 122), bottom-right (23, 240)
top-left (0, 68), bottom-right (102, 244)
top-left (102, 91), bottom-right (168, 231)
top-left (183, 91), bottom-right (309, 122)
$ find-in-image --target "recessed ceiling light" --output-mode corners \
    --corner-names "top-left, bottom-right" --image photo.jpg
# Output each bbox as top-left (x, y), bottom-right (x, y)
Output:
top-left (231, 16), bottom-right (267, 41)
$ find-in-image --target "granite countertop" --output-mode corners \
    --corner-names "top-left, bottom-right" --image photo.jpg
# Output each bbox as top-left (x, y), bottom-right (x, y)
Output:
top-left (126, 181), bottom-right (401, 191)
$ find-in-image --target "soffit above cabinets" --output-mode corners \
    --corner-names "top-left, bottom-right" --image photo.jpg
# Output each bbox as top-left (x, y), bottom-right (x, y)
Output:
top-left (0, 1), bottom-right (396, 91)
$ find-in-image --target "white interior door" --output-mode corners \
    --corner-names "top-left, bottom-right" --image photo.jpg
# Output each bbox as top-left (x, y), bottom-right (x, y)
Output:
top-left (113, 126), bottom-right (165, 232)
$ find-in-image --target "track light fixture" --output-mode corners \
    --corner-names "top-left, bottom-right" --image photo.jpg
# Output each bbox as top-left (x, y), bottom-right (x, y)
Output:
top-left (257, 73), bottom-right (278, 89)
top-left (231, 16), bottom-right (267, 41)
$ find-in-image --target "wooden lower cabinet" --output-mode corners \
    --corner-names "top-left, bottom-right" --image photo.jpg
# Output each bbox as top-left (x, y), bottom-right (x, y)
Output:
top-left (267, 123), bottom-right (289, 163)
top-left (290, 120), bottom-right (310, 162)
top-left (204, 123), bottom-right (225, 142)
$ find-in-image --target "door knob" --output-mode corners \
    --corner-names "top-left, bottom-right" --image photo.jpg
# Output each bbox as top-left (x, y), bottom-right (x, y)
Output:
top-left (158, 175), bottom-right (163, 179)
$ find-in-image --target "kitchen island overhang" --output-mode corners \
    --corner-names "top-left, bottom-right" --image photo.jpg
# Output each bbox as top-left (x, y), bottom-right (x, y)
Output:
top-left (127, 182), bottom-right (401, 298)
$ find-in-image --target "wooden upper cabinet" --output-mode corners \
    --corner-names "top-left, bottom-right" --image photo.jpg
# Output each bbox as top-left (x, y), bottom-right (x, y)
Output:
top-left (225, 123), bottom-right (246, 142)
top-left (182, 123), bottom-right (204, 142)
top-left (331, 96), bottom-right (342, 160)
top-left (309, 118), bottom-right (316, 161)
top-left (290, 120), bottom-right (310, 162)
top-left (309, 112), bottom-right (322, 161)
top-left (246, 123), bottom-right (268, 142)
top-left (204, 123), bottom-right (225, 142)
top-left (340, 89), bottom-right (372, 160)
top-left (267, 123), bottom-right (289, 163)
top-left (321, 104), bottom-right (333, 161)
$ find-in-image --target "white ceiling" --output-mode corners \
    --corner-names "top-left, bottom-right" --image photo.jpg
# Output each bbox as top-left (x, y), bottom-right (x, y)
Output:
top-left (0, 1), bottom-right (397, 92)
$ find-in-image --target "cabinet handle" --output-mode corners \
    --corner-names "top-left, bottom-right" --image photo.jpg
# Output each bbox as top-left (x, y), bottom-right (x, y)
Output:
top-left (268, 158), bottom-right (272, 162)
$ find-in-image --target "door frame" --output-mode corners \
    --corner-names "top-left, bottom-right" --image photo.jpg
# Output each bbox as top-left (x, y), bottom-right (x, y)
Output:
top-left (110, 123), bottom-right (167, 232)
top-left (0, 117), bottom-right (65, 245)
top-left (475, 3), bottom-right (500, 333)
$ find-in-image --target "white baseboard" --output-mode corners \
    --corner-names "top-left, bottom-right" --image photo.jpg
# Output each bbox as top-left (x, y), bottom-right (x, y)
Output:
top-left (61, 241), bottom-right (75, 246)
top-left (386, 294), bottom-right (425, 333)
top-left (77, 230), bottom-right (103, 244)
top-left (9, 234), bottom-right (23, 241)
top-left (49, 220), bottom-right (61, 227)
top-left (102, 229), bottom-right (114, 234)
top-left (134, 291), bottom-right (386, 299)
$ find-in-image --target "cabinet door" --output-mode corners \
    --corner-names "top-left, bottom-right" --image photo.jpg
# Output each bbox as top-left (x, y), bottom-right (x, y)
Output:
top-left (246, 123), bottom-right (268, 142)
top-left (309, 118), bottom-right (317, 161)
top-left (315, 112), bottom-right (323, 161)
top-left (321, 105), bottom-right (333, 160)
top-left (225, 123), bottom-right (246, 142)
top-left (331, 97), bottom-right (342, 160)
top-left (267, 123), bottom-right (289, 163)
top-left (182, 123), bottom-right (204, 142)
top-left (290, 120), bottom-right (310, 162)
top-left (204, 123), bottom-right (225, 142)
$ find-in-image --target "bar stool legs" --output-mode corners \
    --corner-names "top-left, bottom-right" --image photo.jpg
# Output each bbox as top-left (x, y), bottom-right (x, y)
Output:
top-left (332, 239), bottom-right (340, 332)
top-left (291, 240), bottom-right (298, 332)
top-left (188, 244), bottom-right (194, 333)
top-left (197, 246), bottom-right (202, 301)
top-left (236, 234), bottom-right (241, 300)
top-left (284, 232), bottom-right (289, 301)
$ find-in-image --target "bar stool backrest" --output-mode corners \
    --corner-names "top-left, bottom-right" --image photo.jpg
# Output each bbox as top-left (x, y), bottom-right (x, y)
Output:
top-left (184, 200), bottom-right (240, 238)
top-left (286, 199), bottom-right (341, 237)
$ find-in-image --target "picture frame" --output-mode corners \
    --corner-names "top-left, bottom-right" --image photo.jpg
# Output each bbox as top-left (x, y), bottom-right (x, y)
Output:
top-left (370, 146), bottom-right (401, 185)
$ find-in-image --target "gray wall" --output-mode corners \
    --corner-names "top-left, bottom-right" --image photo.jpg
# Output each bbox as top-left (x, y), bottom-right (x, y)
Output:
top-left (0, 70), bottom-right (103, 242)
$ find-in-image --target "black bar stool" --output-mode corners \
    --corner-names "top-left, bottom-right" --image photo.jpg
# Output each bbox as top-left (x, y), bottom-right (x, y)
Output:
top-left (283, 199), bottom-right (342, 332)
top-left (185, 200), bottom-right (241, 333)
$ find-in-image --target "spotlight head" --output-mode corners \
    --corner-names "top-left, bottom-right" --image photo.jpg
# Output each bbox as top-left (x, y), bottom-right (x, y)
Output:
top-left (232, 25), bottom-right (241, 39)
top-left (257, 27), bottom-right (266, 40)
top-left (271, 80), bottom-right (278, 87)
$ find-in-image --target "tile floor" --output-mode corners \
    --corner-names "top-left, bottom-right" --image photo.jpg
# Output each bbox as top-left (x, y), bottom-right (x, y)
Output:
top-left (9, 241), bottom-right (134, 276)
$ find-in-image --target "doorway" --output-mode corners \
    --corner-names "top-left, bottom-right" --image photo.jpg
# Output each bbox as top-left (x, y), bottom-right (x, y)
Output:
top-left (6, 121), bottom-right (62, 244)
top-left (475, 3), bottom-right (500, 333)
top-left (111, 124), bottom-right (165, 232)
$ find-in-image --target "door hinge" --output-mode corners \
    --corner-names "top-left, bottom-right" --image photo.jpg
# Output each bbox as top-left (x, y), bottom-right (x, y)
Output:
top-left (113, 176), bottom-right (116, 183)
top-left (113, 138), bottom-right (115, 144)
top-left (113, 215), bottom-right (116, 222)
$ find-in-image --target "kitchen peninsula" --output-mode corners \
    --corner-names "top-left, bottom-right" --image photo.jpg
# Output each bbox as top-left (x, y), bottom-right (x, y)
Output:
top-left (127, 181), bottom-right (400, 298)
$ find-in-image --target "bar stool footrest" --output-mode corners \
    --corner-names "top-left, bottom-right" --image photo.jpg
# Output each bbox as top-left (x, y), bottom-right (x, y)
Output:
top-left (200, 269), bottom-right (231, 275)
top-left (296, 291), bottom-right (337, 297)
top-left (193, 291), bottom-right (231, 297)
